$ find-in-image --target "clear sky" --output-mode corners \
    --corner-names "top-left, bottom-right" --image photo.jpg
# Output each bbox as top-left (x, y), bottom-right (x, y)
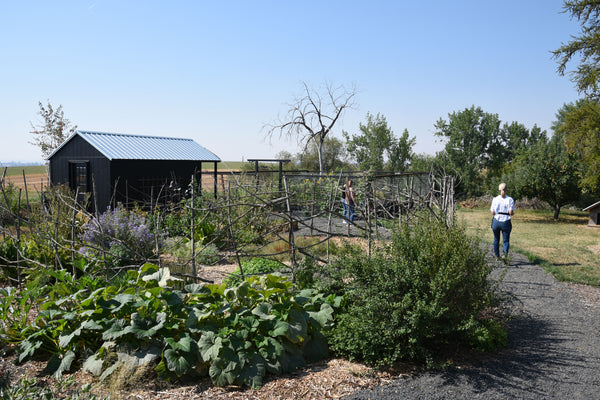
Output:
top-left (0, 0), bottom-right (582, 165)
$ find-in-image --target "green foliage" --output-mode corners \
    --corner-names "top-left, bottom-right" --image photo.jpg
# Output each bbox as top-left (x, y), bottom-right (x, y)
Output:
top-left (321, 214), bottom-right (502, 367)
top-left (224, 257), bottom-right (286, 286)
top-left (434, 106), bottom-right (503, 198)
top-left (0, 284), bottom-right (41, 344)
top-left (296, 136), bottom-right (349, 172)
top-left (0, 374), bottom-right (106, 400)
top-left (0, 182), bottom-right (20, 226)
top-left (15, 263), bottom-right (338, 389)
top-left (434, 106), bottom-right (548, 198)
top-left (552, 0), bottom-right (600, 97)
top-left (554, 99), bottom-right (600, 193)
top-left (503, 133), bottom-right (581, 219)
top-left (344, 113), bottom-right (415, 172)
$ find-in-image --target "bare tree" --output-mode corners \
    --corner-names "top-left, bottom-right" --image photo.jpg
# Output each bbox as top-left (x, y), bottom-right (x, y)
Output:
top-left (266, 82), bottom-right (357, 174)
top-left (29, 101), bottom-right (77, 159)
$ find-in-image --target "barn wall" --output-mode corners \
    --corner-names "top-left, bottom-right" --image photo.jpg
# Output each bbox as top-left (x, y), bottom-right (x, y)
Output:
top-left (110, 159), bottom-right (205, 207)
top-left (48, 135), bottom-right (111, 211)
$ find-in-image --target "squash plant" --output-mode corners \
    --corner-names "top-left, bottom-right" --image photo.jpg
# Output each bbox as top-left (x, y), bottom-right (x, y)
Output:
top-left (17, 263), bottom-right (340, 388)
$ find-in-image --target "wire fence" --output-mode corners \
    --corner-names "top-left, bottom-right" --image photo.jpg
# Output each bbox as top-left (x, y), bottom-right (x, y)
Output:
top-left (0, 168), bottom-right (454, 288)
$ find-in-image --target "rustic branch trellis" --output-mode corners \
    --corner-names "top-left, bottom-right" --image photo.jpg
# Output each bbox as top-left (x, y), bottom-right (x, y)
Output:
top-left (0, 167), bottom-right (454, 287)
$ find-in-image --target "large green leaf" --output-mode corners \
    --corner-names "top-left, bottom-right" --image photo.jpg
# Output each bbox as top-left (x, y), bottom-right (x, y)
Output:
top-left (307, 303), bottom-right (334, 330)
top-left (302, 331), bottom-right (329, 362)
top-left (18, 337), bottom-right (43, 362)
top-left (269, 319), bottom-right (289, 337)
top-left (198, 331), bottom-right (223, 361)
top-left (164, 348), bottom-right (194, 377)
top-left (184, 283), bottom-right (207, 294)
top-left (238, 352), bottom-right (266, 389)
top-left (252, 303), bottom-right (276, 320)
top-left (280, 341), bottom-right (305, 373)
top-left (142, 266), bottom-right (178, 288)
top-left (286, 308), bottom-right (308, 343)
top-left (102, 319), bottom-right (128, 340)
top-left (59, 325), bottom-right (82, 348)
top-left (208, 346), bottom-right (240, 387)
top-left (44, 350), bottom-right (76, 378)
top-left (129, 312), bottom-right (166, 339)
top-left (83, 353), bottom-right (104, 376)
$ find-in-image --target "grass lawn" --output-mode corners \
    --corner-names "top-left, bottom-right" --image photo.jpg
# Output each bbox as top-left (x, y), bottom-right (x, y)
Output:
top-left (458, 207), bottom-right (600, 287)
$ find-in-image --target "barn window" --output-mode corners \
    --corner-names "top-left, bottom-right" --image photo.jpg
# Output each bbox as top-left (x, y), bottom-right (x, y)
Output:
top-left (69, 161), bottom-right (89, 193)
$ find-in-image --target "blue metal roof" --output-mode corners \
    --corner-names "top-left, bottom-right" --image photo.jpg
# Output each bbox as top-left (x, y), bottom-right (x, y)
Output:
top-left (49, 130), bottom-right (221, 162)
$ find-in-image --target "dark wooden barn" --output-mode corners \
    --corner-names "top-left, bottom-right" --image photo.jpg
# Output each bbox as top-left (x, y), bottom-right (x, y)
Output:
top-left (47, 130), bottom-right (221, 212)
top-left (583, 201), bottom-right (600, 226)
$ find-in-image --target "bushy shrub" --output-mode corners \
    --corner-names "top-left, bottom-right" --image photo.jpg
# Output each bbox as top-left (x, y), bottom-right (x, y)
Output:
top-left (170, 239), bottom-right (221, 266)
top-left (0, 182), bottom-right (20, 226)
top-left (80, 207), bottom-right (161, 268)
top-left (224, 257), bottom-right (286, 286)
top-left (322, 213), bottom-right (504, 367)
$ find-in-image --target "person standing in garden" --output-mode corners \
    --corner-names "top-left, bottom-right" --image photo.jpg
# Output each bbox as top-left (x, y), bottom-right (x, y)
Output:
top-left (490, 182), bottom-right (515, 260)
top-left (346, 179), bottom-right (356, 223)
top-left (341, 177), bottom-right (349, 222)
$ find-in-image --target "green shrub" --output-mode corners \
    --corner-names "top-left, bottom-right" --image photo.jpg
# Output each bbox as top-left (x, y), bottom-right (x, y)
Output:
top-left (322, 213), bottom-right (503, 367)
top-left (0, 182), bottom-right (20, 226)
top-left (224, 257), bottom-right (286, 286)
top-left (170, 239), bottom-right (221, 266)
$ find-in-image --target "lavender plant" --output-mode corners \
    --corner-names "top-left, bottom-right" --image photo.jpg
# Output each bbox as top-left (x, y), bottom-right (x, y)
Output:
top-left (80, 207), bottom-right (161, 268)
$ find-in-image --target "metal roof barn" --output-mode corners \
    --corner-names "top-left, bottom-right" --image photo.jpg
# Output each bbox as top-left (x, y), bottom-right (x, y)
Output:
top-left (47, 130), bottom-right (221, 211)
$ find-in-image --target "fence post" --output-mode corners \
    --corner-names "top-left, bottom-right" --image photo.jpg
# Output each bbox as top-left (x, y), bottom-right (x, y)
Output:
top-left (227, 181), bottom-right (244, 280)
top-left (16, 188), bottom-right (22, 288)
top-left (190, 173), bottom-right (196, 278)
top-left (71, 187), bottom-right (79, 275)
top-left (283, 177), bottom-right (297, 276)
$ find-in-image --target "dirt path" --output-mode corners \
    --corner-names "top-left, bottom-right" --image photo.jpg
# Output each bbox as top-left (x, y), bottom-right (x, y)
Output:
top-left (343, 251), bottom-right (600, 400)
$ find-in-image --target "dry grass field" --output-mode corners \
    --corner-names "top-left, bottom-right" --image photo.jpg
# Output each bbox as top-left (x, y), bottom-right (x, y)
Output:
top-left (458, 207), bottom-right (600, 286)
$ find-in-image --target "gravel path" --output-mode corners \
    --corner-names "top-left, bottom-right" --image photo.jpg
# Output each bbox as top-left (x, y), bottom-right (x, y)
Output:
top-left (342, 251), bottom-right (600, 400)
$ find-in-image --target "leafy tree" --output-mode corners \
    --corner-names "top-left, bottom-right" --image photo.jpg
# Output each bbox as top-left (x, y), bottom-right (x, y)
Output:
top-left (500, 122), bottom-right (547, 162)
top-left (29, 101), bottom-right (77, 158)
top-left (388, 128), bottom-right (416, 171)
top-left (505, 134), bottom-right (581, 220)
top-left (344, 113), bottom-right (415, 172)
top-left (297, 136), bottom-right (349, 172)
top-left (434, 106), bottom-right (503, 198)
top-left (273, 150), bottom-right (296, 171)
top-left (265, 82), bottom-right (356, 174)
top-left (553, 99), bottom-right (600, 192)
top-left (552, 0), bottom-right (600, 97)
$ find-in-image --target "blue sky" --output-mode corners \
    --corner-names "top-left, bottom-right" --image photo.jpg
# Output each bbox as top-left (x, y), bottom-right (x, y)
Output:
top-left (0, 0), bottom-right (582, 164)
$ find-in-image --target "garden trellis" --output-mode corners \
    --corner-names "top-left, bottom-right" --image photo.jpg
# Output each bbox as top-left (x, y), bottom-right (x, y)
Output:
top-left (0, 168), bottom-right (454, 288)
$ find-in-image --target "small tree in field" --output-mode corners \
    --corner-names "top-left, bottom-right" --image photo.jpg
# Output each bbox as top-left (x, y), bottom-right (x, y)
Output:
top-left (29, 101), bottom-right (77, 158)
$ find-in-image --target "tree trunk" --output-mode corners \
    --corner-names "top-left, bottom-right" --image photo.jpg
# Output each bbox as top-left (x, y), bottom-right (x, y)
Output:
top-left (553, 204), bottom-right (561, 220)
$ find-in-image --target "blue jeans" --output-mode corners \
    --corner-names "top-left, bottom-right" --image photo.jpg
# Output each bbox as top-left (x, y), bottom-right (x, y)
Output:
top-left (342, 199), bottom-right (348, 219)
top-left (491, 218), bottom-right (512, 257)
top-left (348, 203), bottom-right (355, 222)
